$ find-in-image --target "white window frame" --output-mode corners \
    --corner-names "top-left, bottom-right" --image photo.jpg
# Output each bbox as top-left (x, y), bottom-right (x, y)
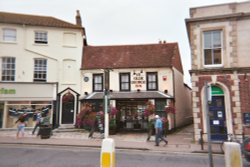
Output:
top-left (146, 72), bottom-right (158, 91)
top-left (34, 31), bottom-right (48, 44)
top-left (34, 58), bottom-right (47, 82)
top-left (203, 30), bottom-right (223, 68)
top-left (120, 73), bottom-right (130, 91)
top-left (3, 28), bottom-right (16, 42)
top-left (93, 74), bottom-right (103, 92)
top-left (1, 57), bottom-right (15, 81)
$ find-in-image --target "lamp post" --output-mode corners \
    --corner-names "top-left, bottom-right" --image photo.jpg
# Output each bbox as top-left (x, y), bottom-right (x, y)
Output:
top-left (104, 69), bottom-right (110, 139)
top-left (205, 81), bottom-right (214, 167)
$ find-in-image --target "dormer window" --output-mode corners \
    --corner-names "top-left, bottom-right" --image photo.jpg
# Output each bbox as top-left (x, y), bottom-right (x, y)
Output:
top-left (203, 30), bottom-right (222, 66)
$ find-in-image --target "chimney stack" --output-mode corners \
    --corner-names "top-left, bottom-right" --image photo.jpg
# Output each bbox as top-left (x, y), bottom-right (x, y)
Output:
top-left (76, 10), bottom-right (82, 26)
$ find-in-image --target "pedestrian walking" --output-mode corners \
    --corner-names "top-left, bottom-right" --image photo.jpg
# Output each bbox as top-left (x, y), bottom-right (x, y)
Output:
top-left (154, 115), bottom-right (168, 146)
top-left (15, 113), bottom-right (27, 139)
top-left (32, 112), bottom-right (41, 135)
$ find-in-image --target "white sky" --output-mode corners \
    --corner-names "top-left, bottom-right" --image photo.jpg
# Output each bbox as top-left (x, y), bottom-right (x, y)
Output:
top-left (0, 0), bottom-right (247, 85)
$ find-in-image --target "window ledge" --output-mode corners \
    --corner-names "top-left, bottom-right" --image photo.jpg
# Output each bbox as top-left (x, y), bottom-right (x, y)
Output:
top-left (0, 41), bottom-right (17, 44)
top-left (203, 64), bottom-right (223, 69)
top-left (62, 45), bottom-right (77, 48)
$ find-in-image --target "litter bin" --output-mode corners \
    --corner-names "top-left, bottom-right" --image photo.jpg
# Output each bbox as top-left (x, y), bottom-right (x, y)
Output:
top-left (39, 125), bottom-right (51, 139)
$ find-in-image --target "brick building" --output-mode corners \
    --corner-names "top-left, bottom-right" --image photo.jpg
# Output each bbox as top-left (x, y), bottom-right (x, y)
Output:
top-left (186, 1), bottom-right (250, 141)
top-left (80, 43), bottom-right (192, 132)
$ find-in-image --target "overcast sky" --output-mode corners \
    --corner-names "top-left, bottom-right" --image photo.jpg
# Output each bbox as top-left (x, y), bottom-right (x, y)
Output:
top-left (0, 0), bottom-right (247, 85)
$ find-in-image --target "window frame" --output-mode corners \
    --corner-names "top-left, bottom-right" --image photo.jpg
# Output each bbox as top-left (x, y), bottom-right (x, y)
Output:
top-left (33, 58), bottom-right (47, 82)
top-left (93, 74), bottom-right (103, 92)
top-left (119, 73), bottom-right (130, 91)
top-left (1, 57), bottom-right (16, 81)
top-left (34, 31), bottom-right (48, 44)
top-left (146, 72), bottom-right (158, 91)
top-left (203, 30), bottom-right (223, 67)
top-left (3, 28), bottom-right (16, 42)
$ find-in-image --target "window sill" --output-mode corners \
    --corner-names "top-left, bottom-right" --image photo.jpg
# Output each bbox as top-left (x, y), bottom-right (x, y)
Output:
top-left (203, 64), bottom-right (223, 69)
top-left (62, 45), bottom-right (77, 48)
top-left (0, 41), bottom-right (17, 44)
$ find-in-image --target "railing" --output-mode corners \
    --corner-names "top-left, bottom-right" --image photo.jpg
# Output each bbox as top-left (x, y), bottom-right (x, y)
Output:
top-left (199, 130), bottom-right (245, 151)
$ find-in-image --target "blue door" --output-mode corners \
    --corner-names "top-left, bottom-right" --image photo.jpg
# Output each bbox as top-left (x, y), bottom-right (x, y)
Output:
top-left (209, 96), bottom-right (227, 141)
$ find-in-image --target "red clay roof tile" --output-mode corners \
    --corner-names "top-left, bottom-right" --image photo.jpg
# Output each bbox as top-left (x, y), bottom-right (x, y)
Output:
top-left (0, 11), bottom-right (82, 29)
top-left (81, 43), bottom-right (183, 74)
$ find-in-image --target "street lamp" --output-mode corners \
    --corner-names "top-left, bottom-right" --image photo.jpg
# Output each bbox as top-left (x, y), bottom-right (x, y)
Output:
top-left (103, 69), bottom-right (110, 139)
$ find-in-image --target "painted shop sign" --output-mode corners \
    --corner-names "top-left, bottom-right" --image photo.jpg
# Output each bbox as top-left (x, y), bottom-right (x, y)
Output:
top-left (131, 72), bottom-right (145, 88)
top-left (0, 88), bottom-right (16, 94)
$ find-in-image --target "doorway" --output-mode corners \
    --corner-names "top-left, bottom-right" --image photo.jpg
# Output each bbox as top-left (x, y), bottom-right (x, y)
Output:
top-left (61, 93), bottom-right (75, 124)
top-left (209, 86), bottom-right (227, 141)
top-left (116, 100), bottom-right (147, 130)
top-left (0, 103), bottom-right (3, 128)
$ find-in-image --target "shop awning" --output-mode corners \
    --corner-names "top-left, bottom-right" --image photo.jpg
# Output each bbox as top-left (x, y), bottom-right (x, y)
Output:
top-left (80, 91), bottom-right (173, 100)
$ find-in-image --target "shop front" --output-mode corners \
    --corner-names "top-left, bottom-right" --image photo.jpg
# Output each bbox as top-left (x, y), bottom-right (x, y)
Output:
top-left (0, 82), bottom-right (57, 129)
top-left (81, 91), bottom-right (172, 132)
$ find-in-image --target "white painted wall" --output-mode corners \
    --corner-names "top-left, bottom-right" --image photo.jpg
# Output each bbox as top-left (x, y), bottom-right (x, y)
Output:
top-left (81, 68), bottom-right (174, 95)
top-left (0, 23), bottom-right (83, 93)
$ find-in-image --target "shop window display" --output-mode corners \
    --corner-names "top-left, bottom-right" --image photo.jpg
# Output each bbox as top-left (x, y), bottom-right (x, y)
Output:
top-left (6, 103), bottom-right (52, 128)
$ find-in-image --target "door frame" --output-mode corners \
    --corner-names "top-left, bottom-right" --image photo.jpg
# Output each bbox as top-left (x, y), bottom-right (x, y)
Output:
top-left (58, 87), bottom-right (80, 126)
top-left (201, 83), bottom-right (233, 142)
top-left (209, 95), bottom-right (227, 141)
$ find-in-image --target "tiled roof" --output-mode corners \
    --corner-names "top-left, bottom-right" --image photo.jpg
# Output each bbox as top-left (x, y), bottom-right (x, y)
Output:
top-left (0, 11), bottom-right (82, 29)
top-left (81, 43), bottom-right (183, 74)
top-left (81, 91), bottom-right (173, 100)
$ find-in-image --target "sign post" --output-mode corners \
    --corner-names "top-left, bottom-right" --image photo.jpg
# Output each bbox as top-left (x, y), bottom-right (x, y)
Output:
top-left (104, 69), bottom-right (110, 139)
top-left (205, 82), bottom-right (214, 167)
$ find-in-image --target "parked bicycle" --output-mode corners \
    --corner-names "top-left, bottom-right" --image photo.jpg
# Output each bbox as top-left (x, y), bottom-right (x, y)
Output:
top-left (220, 133), bottom-right (242, 153)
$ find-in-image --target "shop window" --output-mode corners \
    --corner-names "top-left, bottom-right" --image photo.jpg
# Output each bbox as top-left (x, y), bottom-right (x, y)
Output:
top-left (203, 30), bottom-right (222, 66)
top-left (146, 72), bottom-right (158, 90)
top-left (119, 73), bottom-right (130, 91)
top-left (1, 57), bottom-right (15, 81)
top-left (6, 103), bottom-right (52, 128)
top-left (93, 74), bottom-right (103, 92)
top-left (34, 58), bottom-right (47, 82)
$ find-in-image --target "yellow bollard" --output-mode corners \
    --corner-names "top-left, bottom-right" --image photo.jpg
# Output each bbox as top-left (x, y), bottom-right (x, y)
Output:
top-left (224, 142), bottom-right (243, 167)
top-left (100, 138), bottom-right (115, 167)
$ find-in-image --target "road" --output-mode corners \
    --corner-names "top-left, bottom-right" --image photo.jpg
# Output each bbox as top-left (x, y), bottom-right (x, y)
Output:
top-left (0, 144), bottom-right (249, 167)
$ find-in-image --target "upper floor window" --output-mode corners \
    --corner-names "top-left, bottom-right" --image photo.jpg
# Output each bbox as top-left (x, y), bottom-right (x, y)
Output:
top-left (1, 57), bottom-right (15, 81)
top-left (146, 72), bottom-right (158, 90)
top-left (120, 73), bottom-right (130, 91)
top-left (34, 59), bottom-right (47, 82)
top-left (35, 31), bottom-right (48, 44)
top-left (3, 28), bottom-right (16, 42)
top-left (203, 30), bottom-right (222, 66)
top-left (93, 74), bottom-right (103, 92)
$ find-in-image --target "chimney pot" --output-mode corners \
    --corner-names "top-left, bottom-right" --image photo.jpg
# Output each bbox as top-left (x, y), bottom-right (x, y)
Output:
top-left (76, 10), bottom-right (82, 26)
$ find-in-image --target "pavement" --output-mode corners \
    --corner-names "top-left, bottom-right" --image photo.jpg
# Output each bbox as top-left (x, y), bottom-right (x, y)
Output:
top-left (0, 124), bottom-right (222, 154)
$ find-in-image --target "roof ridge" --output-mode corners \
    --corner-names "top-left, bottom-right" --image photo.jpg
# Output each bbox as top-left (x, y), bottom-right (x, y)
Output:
top-left (85, 42), bottom-right (178, 48)
top-left (0, 11), bottom-right (82, 29)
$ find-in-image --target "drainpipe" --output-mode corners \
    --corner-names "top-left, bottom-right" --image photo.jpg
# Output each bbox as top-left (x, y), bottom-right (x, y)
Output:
top-left (171, 68), bottom-right (177, 129)
top-left (55, 82), bottom-right (60, 128)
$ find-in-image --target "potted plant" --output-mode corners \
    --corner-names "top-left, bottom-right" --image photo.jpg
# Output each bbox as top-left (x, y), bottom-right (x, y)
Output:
top-left (109, 105), bottom-right (118, 134)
